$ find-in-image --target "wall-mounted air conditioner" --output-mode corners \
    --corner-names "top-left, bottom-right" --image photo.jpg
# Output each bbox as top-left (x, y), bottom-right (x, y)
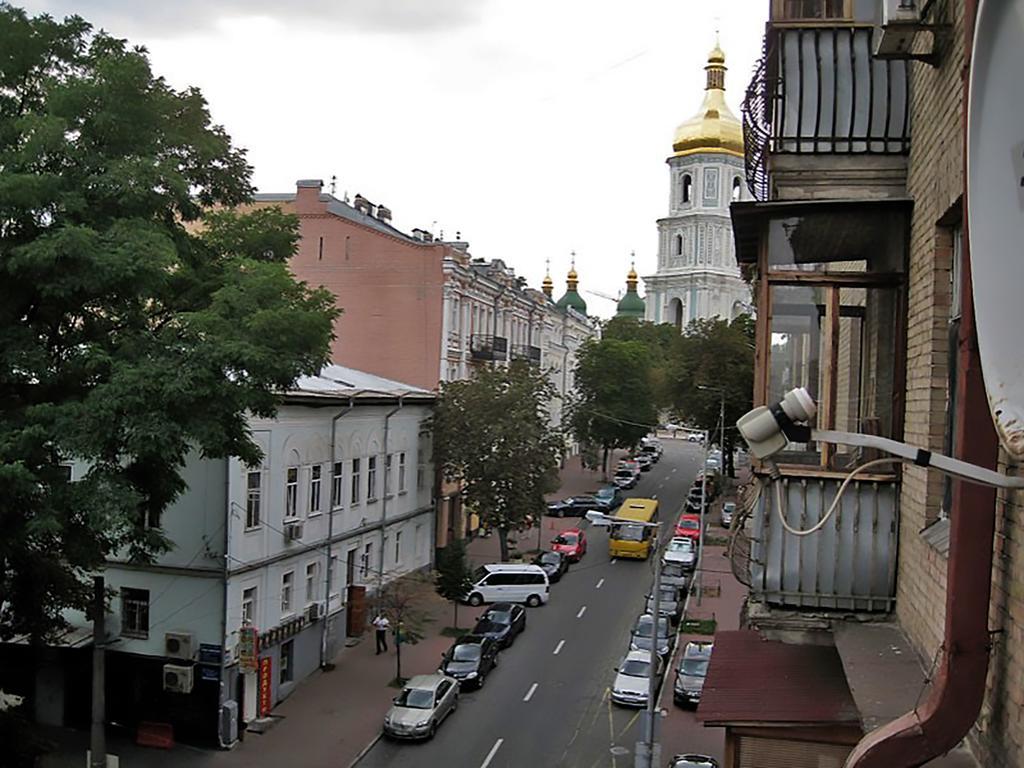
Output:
top-left (284, 520), bottom-right (303, 541)
top-left (163, 664), bottom-right (193, 694)
top-left (875, 0), bottom-right (939, 63)
top-left (164, 631), bottom-right (195, 660)
top-left (307, 602), bottom-right (324, 622)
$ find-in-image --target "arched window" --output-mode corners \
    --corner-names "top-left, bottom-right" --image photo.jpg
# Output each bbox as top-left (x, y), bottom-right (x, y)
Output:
top-left (675, 234), bottom-right (683, 256)
top-left (681, 174), bottom-right (692, 204)
top-left (731, 176), bottom-right (742, 201)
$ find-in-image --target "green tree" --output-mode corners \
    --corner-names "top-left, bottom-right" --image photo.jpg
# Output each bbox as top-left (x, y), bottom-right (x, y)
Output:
top-left (0, 7), bottom-right (338, 643)
top-left (435, 539), bottom-right (474, 631)
top-left (668, 315), bottom-right (755, 477)
top-left (570, 338), bottom-right (657, 474)
top-left (432, 361), bottom-right (562, 562)
top-left (601, 317), bottom-right (678, 409)
top-left (380, 575), bottom-right (432, 685)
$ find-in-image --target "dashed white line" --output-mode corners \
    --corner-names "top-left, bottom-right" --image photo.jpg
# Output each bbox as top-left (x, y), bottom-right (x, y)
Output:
top-left (576, 605), bottom-right (587, 619)
top-left (523, 682), bottom-right (539, 702)
top-left (652, 493), bottom-right (658, 499)
top-left (596, 578), bottom-right (605, 589)
top-left (553, 639), bottom-right (566, 655)
top-left (610, 558), bottom-right (617, 565)
top-left (481, 738), bottom-right (504, 768)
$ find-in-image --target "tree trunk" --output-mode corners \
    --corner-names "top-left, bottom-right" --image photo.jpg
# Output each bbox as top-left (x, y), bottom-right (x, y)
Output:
top-left (395, 626), bottom-right (402, 682)
top-left (497, 527), bottom-right (509, 562)
top-left (724, 434), bottom-right (736, 478)
top-left (453, 600), bottom-right (459, 630)
top-left (602, 446), bottom-right (609, 479)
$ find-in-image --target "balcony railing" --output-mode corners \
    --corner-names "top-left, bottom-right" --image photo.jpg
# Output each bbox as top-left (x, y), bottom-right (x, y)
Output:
top-left (743, 26), bottom-right (911, 201)
top-left (470, 334), bottom-right (508, 362)
top-left (510, 344), bottom-right (542, 365)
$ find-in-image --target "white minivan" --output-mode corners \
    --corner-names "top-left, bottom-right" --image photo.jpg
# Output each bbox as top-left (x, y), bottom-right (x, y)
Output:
top-left (464, 564), bottom-right (550, 607)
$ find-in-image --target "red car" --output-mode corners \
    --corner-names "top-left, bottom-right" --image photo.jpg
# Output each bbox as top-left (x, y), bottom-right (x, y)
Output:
top-left (674, 514), bottom-right (702, 542)
top-left (551, 528), bottom-right (587, 562)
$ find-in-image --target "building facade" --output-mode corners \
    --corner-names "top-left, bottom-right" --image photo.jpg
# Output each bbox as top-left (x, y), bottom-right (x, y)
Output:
top-left (644, 43), bottom-right (752, 330)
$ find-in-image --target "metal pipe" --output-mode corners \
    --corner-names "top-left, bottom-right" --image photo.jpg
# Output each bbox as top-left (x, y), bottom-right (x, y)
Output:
top-left (377, 396), bottom-right (406, 597)
top-left (322, 396), bottom-right (357, 669)
top-left (846, 3), bottom-right (997, 762)
top-left (645, 523), bottom-right (663, 751)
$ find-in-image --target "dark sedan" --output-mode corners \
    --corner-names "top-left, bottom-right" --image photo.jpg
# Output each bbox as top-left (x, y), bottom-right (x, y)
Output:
top-left (439, 634), bottom-right (499, 689)
top-left (471, 602), bottom-right (526, 648)
top-left (533, 551), bottom-right (569, 583)
top-left (546, 495), bottom-right (600, 517)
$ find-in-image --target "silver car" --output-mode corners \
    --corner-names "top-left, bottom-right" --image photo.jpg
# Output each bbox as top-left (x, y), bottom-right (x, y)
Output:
top-left (720, 501), bottom-right (736, 529)
top-left (383, 673), bottom-right (459, 740)
top-left (611, 649), bottom-right (661, 707)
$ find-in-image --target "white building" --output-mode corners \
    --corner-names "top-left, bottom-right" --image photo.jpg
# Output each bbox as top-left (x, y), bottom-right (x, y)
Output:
top-left (644, 41), bottom-right (753, 329)
top-left (64, 366), bottom-right (435, 745)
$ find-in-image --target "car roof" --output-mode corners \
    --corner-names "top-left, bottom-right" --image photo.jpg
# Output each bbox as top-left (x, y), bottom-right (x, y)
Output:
top-left (683, 641), bottom-right (714, 658)
top-left (559, 527), bottom-right (582, 535)
top-left (486, 602), bottom-right (516, 611)
top-left (405, 674), bottom-right (446, 690)
top-left (679, 513), bottom-right (700, 520)
top-left (454, 634), bottom-right (487, 645)
top-left (480, 563), bottom-right (545, 572)
top-left (623, 649), bottom-right (655, 663)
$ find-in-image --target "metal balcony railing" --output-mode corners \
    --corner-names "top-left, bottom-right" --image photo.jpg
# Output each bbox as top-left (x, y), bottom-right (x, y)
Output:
top-left (742, 36), bottom-right (773, 201)
top-left (510, 344), bottom-right (542, 364)
top-left (470, 334), bottom-right (508, 362)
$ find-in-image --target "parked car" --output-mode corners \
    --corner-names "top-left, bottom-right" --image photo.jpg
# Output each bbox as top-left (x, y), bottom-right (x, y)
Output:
top-left (645, 583), bottom-right (684, 625)
top-left (636, 453), bottom-right (653, 471)
top-left (663, 537), bottom-right (696, 572)
top-left (673, 641), bottom-right (713, 707)
top-left (704, 456), bottom-right (721, 471)
top-left (720, 501), bottom-right (736, 528)
top-left (674, 513), bottom-right (702, 542)
top-left (611, 650), bottom-right (661, 707)
top-left (686, 433), bottom-right (702, 443)
top-left (629, 613), bottom-right (674, 659)
top-left (668, 755), bottom-right (719, 768)
top-left (464, 563), bottom-right (550, 607)
top-left (660, 560), bottom-right (690, 591)
top-left (472, 602), bottom-right (526, 648)
top-left (618, 458), bottom-right (641, 474)
top-left (546, 495), bottom-right (600, 517)
top-left (613, 468), bottom-right (639, 489)
top-left (551, 528), bottom-right (587, 562)
top-left (663, 422), bottom-right (683, 432)
top-left (383, 674), bottom-right (459, 740)
top-left (593, 485), bottom-right (622, 512)
top-left (534, 550), bottom-right (569, 582)
top-left (439, 635), bottom-right (499, 689)
top-left (640, 438), bottom-right (662, 461)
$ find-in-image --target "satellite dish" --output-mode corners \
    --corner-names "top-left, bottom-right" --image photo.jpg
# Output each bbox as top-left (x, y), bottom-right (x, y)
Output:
top-left (966, 0), bottom-right (1024, 459)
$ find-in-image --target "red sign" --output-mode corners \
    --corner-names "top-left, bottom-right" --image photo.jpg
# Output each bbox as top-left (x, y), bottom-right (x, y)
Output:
top-left (258, 657), bottom-right (272, 717)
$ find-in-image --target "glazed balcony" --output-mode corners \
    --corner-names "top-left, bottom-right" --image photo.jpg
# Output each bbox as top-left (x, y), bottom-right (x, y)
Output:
top-left (510, 344), bottom-right (542, 365)
top-left (470, 334), bottom-right (508, 362)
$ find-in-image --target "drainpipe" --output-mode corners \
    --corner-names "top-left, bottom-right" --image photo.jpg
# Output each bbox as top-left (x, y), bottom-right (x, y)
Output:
top-left (321, 395), bottom-right (357, 669)
top-left (846, 2), bottom-right (999, 763)
top-left (377, 395), bottom-right (406, 597)
top-left (218, 465), bottom-right (232, 747)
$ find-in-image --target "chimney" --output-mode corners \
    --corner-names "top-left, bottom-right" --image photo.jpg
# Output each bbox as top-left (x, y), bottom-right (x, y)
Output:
top-left (296, 179), bottom-right (324, 214)
top-left (352, 194), bottom-right (372, 215)
top-left (376, 204), bottom-right (392, 223)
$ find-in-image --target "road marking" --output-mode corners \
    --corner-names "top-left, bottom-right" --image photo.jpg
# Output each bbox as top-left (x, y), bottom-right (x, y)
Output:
top-left (671, 468), bottom-right (677, 473)
top-left (481, 738), bottom-right (503, 768)
top-left (576, 605), bottom-right (587, 619)
top-left (658, 483), bottom-right (664, 489)
top-left (618, 709), bottom-right (642, 739)
top-left (596, 578), bottom-right (605, 589)
top-left (523, 682), bottom-right (539, 702)
top-left (652, 494), bottom-right (658, 499)
top-left (553, 639), bottom-right (565, 655)
top-left (610, 558), bottom-right (617, 565)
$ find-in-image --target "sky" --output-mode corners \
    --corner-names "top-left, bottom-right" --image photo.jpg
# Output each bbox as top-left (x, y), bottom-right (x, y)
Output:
top-left (25, 0), bottom-right (768, 317)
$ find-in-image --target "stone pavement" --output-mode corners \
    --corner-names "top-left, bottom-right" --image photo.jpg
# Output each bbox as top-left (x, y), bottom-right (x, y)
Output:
top-left (38, 454), bottom-right (617, 768)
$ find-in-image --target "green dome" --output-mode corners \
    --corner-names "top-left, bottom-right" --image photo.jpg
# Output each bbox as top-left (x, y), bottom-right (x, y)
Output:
top-left (616, 290), bottom-right (646, 318)
top-left (556, 290), bottom-right (588, 314)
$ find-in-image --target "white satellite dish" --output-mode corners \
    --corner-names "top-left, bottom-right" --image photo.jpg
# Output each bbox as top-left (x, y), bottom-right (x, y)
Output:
top-left (966, 0), bottom-right (1024, 459)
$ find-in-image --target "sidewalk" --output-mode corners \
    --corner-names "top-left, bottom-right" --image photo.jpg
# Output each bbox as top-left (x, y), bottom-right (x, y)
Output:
top-left (38, 454), bottom-right (614, 768)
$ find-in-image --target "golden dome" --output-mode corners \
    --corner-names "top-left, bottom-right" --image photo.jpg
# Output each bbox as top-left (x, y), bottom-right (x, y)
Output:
top-left (627, 266), bottom-right (638, 281)
top-left (671, 41), bottom-right (744, 159)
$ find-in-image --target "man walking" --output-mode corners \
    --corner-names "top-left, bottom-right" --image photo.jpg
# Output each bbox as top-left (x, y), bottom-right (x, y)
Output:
top-left (372, 612), bottom-right (390, 655)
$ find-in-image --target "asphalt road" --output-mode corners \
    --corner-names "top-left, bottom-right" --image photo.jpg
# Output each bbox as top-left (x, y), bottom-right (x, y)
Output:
top-left (356, 440), bottom-right (705, 768)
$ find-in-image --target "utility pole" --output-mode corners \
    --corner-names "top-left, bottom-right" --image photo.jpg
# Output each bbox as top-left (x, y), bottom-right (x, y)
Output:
top-left (697, 430), bottom-right (708, 607)
top-left (90, 576), bottom-right (106, 768)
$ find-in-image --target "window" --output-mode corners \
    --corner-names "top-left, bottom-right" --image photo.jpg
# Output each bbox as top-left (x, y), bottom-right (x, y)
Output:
top-left (681, 174), bottom-right (692, 204)
top-left (305, 562), bottom-right (318, 603)
top-left (417, 462), bottom-right (426, 491)
top-left (398, 452), bottom-right (407, 492)
top-left (942, 225), bottom-right (964, 518)
top-left (777, 0), bottom-right (848, 20)
top-left (285, 467), bottom-right (298, 518)
top-left (394, 530), bottom-right (402, 564)
top-left (121, 588), bottom-right (150, 639)
top-left (280, 639), bottom-right (294, 685)
top-left (347, 547), bottom-right (358, 589)
top-left (361, 543), bottom-right (373, 581)
top-left (732, 176), bottom-right (743, 201)
top-left (675, 234), bottom-right (683, 256)
top-left (246, 471), bottom-right (262, 528)
top-left (331, 461), bottom-right (343, 508)
top-left (309, 465), bottom-right (322, 515)
top-left (242, 586), bottom-right (257, 626)
top-left (385, 454), bottom-right (393, 496)
top-left (281, 571), bottom-right (293, 614)
top-left (351, 458), bottom-right (361, 505)
top-left (367, 456), bottom-right (378, 502)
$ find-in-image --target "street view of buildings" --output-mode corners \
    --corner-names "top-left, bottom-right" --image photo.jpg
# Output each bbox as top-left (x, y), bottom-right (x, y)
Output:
top-left (2, 2), bottom-right (1024, 768)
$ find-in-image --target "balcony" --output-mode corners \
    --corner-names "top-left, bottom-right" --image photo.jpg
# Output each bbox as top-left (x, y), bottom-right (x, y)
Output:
top-left (743, 26), bottom-right (910, 201)
top-left (510, 344), bottom-right (542, 365)
top-left (469, 334), bottom-right (508, 362)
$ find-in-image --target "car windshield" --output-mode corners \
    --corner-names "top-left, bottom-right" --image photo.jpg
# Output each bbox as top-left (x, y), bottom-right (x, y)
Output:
top-left (678, 520), bottom-right (699, 530)
top-left (539, 553), bottom-right (560, 565)
top-left (474, 619), bottom-right (501, 633)
top-left (620, 659), bottom-right (650, 677)
top-left (635, 617), bottom-right (669, 637)
top-left (667, 539), bottom-right (692, 553)
top-left (596, 488), bottom-right (614, 499)
top-left (452, 644), bottom-right (481, 662)
top-left (662, 563), bottom-right (685, 579)
top-left (681, 659), bottom-right (709, 677)
top-left (614, 524), bottom-right (644, 542)
top-left (472, 566), bottom-right (489, 583)
top-left (396, 687), bottom-right (435, 709)
top-left (485, 609), bottom-right (511, 624)
top-left (554, 534), bottom-right (577, 545)
top-left (615, 470), bottom-right (632, 478)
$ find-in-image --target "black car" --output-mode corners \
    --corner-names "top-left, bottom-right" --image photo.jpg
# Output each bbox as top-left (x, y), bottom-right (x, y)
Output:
top-left (471, 602), bottom-right (526, 648)
top-left (546, 495), bottom-right (600, 517)
top-left (533, 551), bottom-right (569, 583)
top-left (439, 634), bottom-right (499, 689)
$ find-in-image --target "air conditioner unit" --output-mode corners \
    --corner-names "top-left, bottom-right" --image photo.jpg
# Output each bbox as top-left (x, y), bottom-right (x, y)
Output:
top-left (284, 520), bottom-right (303, 541)
top-left (164, 631), bottom-right (195, 660)
top-left (307, 602), bottom-right (324, 622)
top-left (876, 0), bottom-right (922, 56)
top-left (163, 664), bottom-right (193, 694)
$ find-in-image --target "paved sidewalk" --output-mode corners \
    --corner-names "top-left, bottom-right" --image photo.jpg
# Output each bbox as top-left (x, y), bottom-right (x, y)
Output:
top-left (38, 454), bottom-right (617, 768)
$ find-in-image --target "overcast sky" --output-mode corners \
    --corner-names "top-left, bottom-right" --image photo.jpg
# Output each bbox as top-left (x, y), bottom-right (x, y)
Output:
top-left (26, 0), bottom-right (768, 317)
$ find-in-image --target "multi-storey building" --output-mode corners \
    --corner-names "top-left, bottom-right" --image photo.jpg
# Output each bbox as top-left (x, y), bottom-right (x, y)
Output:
top-left (698, 1), bottom-right (1016, 767)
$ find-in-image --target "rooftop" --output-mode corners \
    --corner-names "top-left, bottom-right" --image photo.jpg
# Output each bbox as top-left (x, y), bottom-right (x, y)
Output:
top-left (289, 364), bottom-right (434, 401)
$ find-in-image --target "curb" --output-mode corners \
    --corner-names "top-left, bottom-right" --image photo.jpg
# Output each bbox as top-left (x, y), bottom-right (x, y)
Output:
top-left (346, 731), bottom-right (383, 768)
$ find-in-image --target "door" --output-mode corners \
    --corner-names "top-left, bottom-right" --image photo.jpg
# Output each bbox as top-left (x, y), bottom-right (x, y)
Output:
top-left (242, 669), bottom-right (258, 723)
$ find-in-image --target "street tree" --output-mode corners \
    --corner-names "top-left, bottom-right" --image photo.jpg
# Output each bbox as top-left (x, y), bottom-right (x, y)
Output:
top-left (380, 574), bottom-right (432, 685)
top-left (668, 315), bottom-right (755, 477)
top-left (432, 361), bottom-right (562, 563)
top-left (0, 7), bottom-right (338, 644)
top-left (434, 539), bottom-right (474, 631)
top-left (570, 338), bottom-right (658, 474)
top-left (601, 317), bottom-right (678, 410)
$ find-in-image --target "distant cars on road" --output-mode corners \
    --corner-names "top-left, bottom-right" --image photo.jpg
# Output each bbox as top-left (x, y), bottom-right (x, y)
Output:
top-left (546, 495), bottom-right (599, 517)
top-left (472, 602), bottom-right (526, 648)
top-left (464, 563), bottom-right (550, 607)
top-left (674, 640), bottom-right (713, 707)
top-left (611, 650), bottom-right (661, 707)
top-left (663, 537), bottom-right (696, 572)
top-left (720, 501), bottom-right (736, 528)
top-left (439, 635), bottom-right (499, 689)
top-left (613, 467), bottom-right (639, 489)
top-left (674, 513), bottom-right (702, 542)
top-left (533, 550), bottom-right (569, 582)
top-left (629, 613), bottom-right (674, 659)
top-left (645, 583), bottom-right (684, 625)
top-left (383, 674), bottom-right (459, 740)
top-left (551, 528), bottom-right (587, 562)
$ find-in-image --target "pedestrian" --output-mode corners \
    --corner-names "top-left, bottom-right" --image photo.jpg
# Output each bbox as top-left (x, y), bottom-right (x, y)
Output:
top-left (372, 612), bottom-right (390, 655)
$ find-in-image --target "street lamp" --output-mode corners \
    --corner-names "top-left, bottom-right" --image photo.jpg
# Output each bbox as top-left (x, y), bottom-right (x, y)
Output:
top-left (695, 385), bottom-right (726, 609)
top-left (586, 511), bottom-right (664, 768)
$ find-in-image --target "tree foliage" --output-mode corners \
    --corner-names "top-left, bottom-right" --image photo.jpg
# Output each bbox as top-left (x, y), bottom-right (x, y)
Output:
top-left (379, 576), bottom-right (432, 685)
top-left (0, 7), bottom-right (338, 642)
top-left (434, 539), bottom-right (473, 630)
top-left (431, 362), bottom-right (561, 562)
top-left (569, 338), bottom-right (657, 473)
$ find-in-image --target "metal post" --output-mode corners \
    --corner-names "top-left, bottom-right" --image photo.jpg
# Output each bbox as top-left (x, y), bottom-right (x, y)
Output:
top-left (323, 396), bottom-right (357, 669)
top-left (697, 430), bottom-right (708, 607)
top-left (90, 576), bottom-right (106, 768)
top-left (634, 522), bottom-right (662, 768)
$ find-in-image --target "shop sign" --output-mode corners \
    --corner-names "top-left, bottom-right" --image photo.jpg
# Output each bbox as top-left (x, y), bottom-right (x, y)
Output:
top-left (258, 657), bottom-right (272, 717)
top-left (238, 626), bottom-right (258, 671)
